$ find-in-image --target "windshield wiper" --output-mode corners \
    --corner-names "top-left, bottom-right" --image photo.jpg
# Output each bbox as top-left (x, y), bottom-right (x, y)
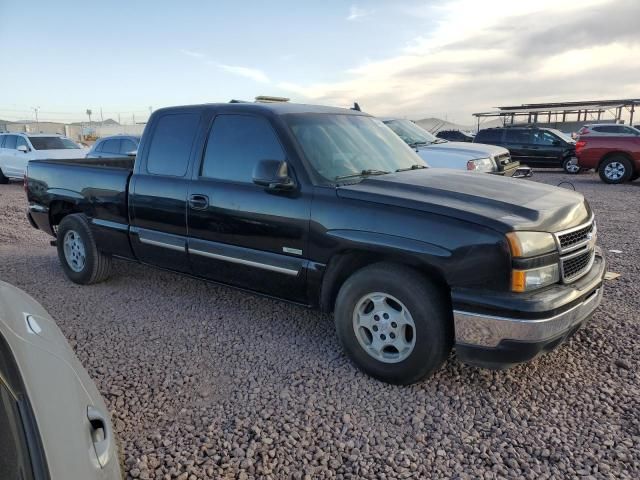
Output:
top-left (335, 169), bottom-right (390, 181)
top-left (395, 164), bottom-right (427, 172)
top-left (409, 141), bottom-right (430, 148)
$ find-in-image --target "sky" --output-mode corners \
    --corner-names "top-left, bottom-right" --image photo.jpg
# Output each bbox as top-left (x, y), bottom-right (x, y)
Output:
top-left (1, 0), bottom-right (639, 125)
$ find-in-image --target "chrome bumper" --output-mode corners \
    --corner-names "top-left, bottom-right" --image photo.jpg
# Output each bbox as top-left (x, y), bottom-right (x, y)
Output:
top-left (454, 287), bottom-right (603, 348)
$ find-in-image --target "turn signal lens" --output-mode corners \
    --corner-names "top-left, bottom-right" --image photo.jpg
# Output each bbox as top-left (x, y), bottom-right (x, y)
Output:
top-left (511, 264), bottom-right (559, 292)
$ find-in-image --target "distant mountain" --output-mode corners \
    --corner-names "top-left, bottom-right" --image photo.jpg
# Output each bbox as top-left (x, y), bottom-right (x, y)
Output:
top-left (69, 118), bottom-right (120, 126)
top-left (414, 117), bottom-right (504, 133)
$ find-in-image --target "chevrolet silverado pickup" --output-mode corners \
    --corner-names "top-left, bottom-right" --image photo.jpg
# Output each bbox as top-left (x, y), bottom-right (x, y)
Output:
top-left (576, 134), bottom-right (640, 183)
top-left (26, 102), bottom-right (605, 384)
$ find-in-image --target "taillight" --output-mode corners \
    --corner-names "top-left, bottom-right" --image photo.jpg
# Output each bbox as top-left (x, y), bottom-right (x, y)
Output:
top-left (575, 140), bottom-right (587, 154)
top-left (466, 160), bottom-right (476, 171)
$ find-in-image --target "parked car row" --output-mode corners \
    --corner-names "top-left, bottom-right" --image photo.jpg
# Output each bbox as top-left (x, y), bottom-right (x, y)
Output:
top-left (0, 133), bottom-right (140, 183)
top-left (382, 118), bottom-right (530, 177)
top-left (25, 101), bottom-right (605, 385)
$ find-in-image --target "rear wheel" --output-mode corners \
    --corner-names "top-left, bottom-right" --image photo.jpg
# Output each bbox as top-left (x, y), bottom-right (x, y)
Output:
top-left (334, 263), bottom-right (453, 384)
top-left (562, 156), bottom-right (580, 174)
top-left (0, 168), bottom-right (8, 184)
top-left (599, 156), bottom-right (632, 184)
top-left (56, 214), bottom-right (112, 284)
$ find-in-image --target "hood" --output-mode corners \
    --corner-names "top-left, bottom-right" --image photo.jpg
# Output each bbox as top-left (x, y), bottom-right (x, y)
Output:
top-left (417, 141), bottom-right (508, 159)
top-left (32, 149), bottom-right (87, 160)
top-left (337, 169), bottom-right (590, 233)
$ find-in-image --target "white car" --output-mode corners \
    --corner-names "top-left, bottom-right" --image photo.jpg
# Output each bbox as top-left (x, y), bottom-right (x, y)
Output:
top-left (577, 124), bottom-right (640, 137)
top-left (0, 133), bottom-right (87, 182)
top-left (0, 281), bottom-right (121, 479)
top-left (382, 118), bottom-right (530, 177)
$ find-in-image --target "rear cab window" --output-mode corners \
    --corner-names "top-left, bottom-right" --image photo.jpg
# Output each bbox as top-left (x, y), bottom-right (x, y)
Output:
top-left (200, 114), bottom-right (285, 183)
top-left (101, 139), bottom-right (121, 154)
top-left (146, 113), bottom-right (200, 176)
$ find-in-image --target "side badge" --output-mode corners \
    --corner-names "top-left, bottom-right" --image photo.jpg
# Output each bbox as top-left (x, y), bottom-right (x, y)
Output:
top-left (282, 247), bottom-right (303, 255)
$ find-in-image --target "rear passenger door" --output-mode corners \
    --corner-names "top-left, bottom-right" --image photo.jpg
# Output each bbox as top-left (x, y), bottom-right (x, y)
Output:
top-left (129, 112), bottom-right (203, 273)
top-left (187, 113), bottom-right (311, 303)
top-left (0, 135), bottom-right (18, 177)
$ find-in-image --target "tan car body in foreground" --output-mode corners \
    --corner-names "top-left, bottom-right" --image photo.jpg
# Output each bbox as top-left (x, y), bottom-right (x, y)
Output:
top-left (0, 281), bottom-right (121, 479)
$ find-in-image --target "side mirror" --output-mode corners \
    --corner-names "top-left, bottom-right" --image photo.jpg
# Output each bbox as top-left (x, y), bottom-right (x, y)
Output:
top-left (252, 160), bottom-right (296, 191)
top-left (17, 145), bottom-right (28, 153)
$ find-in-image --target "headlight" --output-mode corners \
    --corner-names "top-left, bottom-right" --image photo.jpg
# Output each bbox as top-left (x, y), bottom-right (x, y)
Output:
top-left (511, 264), bottom-right (559, 292)
top-left (466, 157), bottom-right (494, 172)
top-left (506, 231), bottom-right (557, 258)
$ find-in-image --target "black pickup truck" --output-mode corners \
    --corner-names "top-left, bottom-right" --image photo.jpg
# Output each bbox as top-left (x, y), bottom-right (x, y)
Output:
top-left (26, 102), bottom-right (605, 384)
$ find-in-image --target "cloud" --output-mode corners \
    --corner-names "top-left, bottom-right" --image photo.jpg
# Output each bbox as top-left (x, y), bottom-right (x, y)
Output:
top-left (347, 5), bottom-right (373, 21)
top-left (179, 49), bottom-right (205, 59)
top-left (216, 64), bottom-right (270, 83)
top-left (179, 50), bottom-right (270, 83)
top-left (280, 0), bottom-right (640, 122)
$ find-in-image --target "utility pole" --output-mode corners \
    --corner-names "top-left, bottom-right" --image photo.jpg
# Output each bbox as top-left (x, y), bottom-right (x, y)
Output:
top-left (32, 106), bottom-right (40, 132)
top-left (132, 113), bottom-right (135, 125)
top-left (86, 109), bottom-right (92, 124)
top-left (100, 108), bottom-right (104, 124)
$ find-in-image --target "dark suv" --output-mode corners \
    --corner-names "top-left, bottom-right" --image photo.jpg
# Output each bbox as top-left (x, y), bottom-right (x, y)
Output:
top-left (436, 130), bottom-right (474, 142)
top-left (474, 127), bottom-right (578, 173)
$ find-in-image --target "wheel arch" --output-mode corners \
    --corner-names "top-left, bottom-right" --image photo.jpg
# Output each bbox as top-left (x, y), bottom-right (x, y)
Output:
top-left (319, 248), bottom-right (451, 314)
top-left (598, 150), bottom-right (635, 172)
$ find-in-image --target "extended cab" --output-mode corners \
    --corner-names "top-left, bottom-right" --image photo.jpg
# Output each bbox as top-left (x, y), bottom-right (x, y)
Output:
top-left (26, 103), bottom-right (605, 384)
top-left (576, 134), bottom-right (640, 183)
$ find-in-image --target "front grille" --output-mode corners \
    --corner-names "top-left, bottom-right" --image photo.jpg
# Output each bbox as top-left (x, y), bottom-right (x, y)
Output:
top-left (555, 217), bottom-right (597, 283)
top-left (561, 249), bottom-right (594, 281)
top-left (558, 222), bottom-right (594, 251)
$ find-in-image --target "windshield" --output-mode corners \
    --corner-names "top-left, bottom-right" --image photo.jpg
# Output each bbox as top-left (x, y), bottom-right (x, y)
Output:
top-left (286, 114), bottom-right (425, 182)
top-left (383, 119), bottom-right (440, 145)
top-left (28, 136), bottom-right (81, 150)
top-left (548, 129), bottom-right (575, 143)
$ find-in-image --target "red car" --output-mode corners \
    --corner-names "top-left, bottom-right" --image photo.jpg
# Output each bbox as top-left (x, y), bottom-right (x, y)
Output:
top-left (576, 135), bottom-right (640, 183)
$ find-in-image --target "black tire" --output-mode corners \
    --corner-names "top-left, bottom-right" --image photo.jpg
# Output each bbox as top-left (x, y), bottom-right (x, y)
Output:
top-left (56, 214), bottom-right (112, 284)
top-left (334, 263), bottom-right (453, 385)
top-left (631, 171), bottom-right (639, 181)
top-left (599, 155), bottom-right (632, 184)
top-left (0, 168), bottom-right (9, 184)
top-left (562, 157), bottom-right (580, 174)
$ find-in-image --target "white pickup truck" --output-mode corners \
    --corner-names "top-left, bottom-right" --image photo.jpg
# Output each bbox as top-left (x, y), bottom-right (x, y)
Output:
top-left (0, 133), bottom-right (87, 182)
top-left (383, 118), bottom-right (531, 177)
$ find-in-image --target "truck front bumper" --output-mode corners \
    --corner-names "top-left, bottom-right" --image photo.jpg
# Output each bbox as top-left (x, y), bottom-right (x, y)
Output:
top-left (453, 249), bottom-right (606, 369)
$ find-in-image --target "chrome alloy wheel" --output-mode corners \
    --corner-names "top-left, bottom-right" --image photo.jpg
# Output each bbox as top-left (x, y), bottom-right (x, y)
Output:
top-left (604, 161), bottom-right (626, 181)
top-left (63, 230), bottom-right (86, 272)
top-left (565, 157), bottom-right (580, 173)
top-left (352, 292), bottom-right (416, 363)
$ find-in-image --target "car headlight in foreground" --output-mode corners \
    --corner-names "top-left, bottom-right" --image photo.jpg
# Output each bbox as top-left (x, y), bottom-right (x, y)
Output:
top-left (466, 157), bottom-right (494, 172)
top-left (506, 232), bottom-right (559, 292)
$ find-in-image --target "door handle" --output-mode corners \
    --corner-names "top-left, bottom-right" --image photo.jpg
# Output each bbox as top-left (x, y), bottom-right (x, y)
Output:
top-left (189, 194), bottom-right (209, 210)
top-left (87, 406), bottom-right (112, 468)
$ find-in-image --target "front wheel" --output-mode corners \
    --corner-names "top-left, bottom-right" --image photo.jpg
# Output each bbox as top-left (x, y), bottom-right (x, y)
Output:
top-left (562, 157), bottom-right (580, 174)
top-left (599, 156), bottom-right (632, 184)
top-left (334, 263), bottom-right (453, 384)
top-left (57, 214), bottom-right (112, 284)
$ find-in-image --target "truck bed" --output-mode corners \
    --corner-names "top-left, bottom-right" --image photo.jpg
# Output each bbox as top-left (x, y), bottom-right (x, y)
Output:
top-left (26, 157), bottom-right (134, 259)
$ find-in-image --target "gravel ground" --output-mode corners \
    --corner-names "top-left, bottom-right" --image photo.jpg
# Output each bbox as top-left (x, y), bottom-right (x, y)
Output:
top-left (1, 170), bottom-right (639, 479)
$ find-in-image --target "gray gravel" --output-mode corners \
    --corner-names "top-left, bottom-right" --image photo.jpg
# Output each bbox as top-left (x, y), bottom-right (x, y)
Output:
top-left (1, 170), bottom-right (639, 479)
